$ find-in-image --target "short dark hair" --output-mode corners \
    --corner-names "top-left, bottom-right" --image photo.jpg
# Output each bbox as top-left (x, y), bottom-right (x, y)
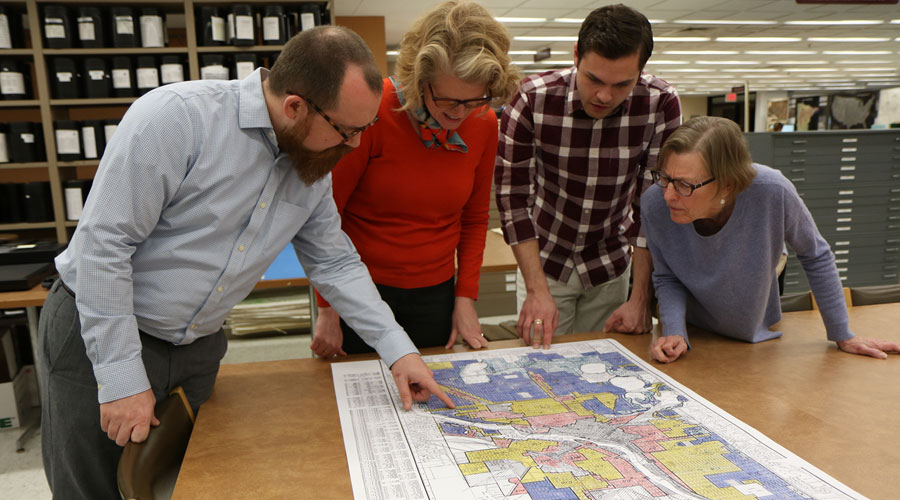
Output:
top-left (577, 4), bottom-right (653, 70)
top-left (268, 26), bottom-right (382, 110)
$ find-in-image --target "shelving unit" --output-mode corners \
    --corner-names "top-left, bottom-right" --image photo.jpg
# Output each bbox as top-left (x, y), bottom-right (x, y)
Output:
top-left (0, 0), bottom-right (331, 243)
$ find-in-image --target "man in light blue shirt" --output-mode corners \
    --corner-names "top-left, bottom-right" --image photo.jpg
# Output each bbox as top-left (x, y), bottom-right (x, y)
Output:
top-left (39, 26), bottom-right (454, 499)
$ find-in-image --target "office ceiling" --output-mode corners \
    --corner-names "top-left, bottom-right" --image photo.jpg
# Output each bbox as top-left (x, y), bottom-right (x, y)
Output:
top-left (335, 0), bottom-right (900, 95)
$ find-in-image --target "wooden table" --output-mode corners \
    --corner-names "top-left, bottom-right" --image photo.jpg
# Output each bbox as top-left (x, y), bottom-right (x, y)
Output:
top-left (172, 303), bottom-right (900, 499)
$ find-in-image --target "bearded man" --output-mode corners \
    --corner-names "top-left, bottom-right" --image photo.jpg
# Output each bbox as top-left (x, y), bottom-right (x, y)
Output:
top-left (39, 26), bottom-right (453, 500)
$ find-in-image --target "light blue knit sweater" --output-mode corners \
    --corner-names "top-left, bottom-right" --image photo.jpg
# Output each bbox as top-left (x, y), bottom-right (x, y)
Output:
top-left (641, 163), bottom-right (853, 345)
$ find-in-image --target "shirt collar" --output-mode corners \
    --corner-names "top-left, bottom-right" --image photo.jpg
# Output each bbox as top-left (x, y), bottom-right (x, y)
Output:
top-left (239, 68), bottom-right (275, 130)
top-left (566, 65), bottom-right (635, 119)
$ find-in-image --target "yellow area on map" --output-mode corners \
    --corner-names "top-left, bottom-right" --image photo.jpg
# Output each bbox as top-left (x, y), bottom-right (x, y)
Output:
top-left (544, 472), bottom-right (610, 500)
top-left (428, 361), bottom-right (454, 370)
top-left (465, 439), bottom-right (555, 469)
top-left (651, 418), bottom-right (694, 438)
top-left (654, 440), bottom-right (753, 500)
top-left (458, 462), bottom-right (490, 475)
top-left (509, 398), bottom-right (569, 417)
top-left (578, 448), bottom-right (624, 480)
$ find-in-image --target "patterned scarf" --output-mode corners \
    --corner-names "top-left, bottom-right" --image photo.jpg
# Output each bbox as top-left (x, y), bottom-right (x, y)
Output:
top-left (391, 77), bottom-right (468, 153)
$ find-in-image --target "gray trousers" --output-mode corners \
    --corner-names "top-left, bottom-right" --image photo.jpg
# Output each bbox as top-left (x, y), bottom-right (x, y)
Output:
top-left (37, 280), bottom-right (227, 500)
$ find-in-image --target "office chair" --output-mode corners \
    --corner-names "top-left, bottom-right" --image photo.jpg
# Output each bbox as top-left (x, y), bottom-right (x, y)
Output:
top-left (849, 284), bottom-right (900, 307)
top-left (118, 386), bottom-right (196, 500)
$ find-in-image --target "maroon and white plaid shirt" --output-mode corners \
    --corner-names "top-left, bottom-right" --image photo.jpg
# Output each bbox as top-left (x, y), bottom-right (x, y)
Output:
top-left (495, 67), bottom-right (682, 289)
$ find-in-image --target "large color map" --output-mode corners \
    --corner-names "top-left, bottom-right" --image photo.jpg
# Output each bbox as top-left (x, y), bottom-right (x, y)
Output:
top-left (332, 339), bottom-right (863, 500)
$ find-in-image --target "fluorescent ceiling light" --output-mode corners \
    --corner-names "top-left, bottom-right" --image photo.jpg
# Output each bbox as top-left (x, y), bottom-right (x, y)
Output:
top-left (495, 17), bottom-right (546, 23)
top-left (807, 37), bottom-right (890, 42)
top-left (782, 68), bottom-right (840, 72)
top-left (766, 61), bottom-right (828, 65)
top-left (514, 36), bottom-right (576, 41)
top-left (739, 75), bottom-right (788, 79)
top-left (856, 73), bottom-right (899, 77)
top-left (744, 50), bottom-right (817, 55)
top-left (696, 60), bottom-right (759, 65)
top-left (785, 20), bottom-right (883, 26)
top-left (674, 20), bottom-right (775, 25)
top-left (716, 37), bottom-right (801, 42)
top-left (823, 50), bottom-right (891, 55)
top-left (654, 37), bottom-right (711, 42)
top-left (659, 69), bottom-right (708, 73)
top-left (552, 17), bottom-right (664, 24)
top-left (835, 60), bottom-right (894, 65)
top-left (721, 68), bottom-right (778, 72)
top-left (843, 67), bottom-right (897, 71)
top-left (891, 20), bottom-right (900, 24)
top-left (645, 60), bottom-right (689, 65)
top-left (664, 50), bottom-right (737, 55)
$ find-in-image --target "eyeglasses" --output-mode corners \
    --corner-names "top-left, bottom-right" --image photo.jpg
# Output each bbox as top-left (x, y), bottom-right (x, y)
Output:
top-left (651, 170), bottom-right (716, 197)
top-left (287, 91), bottom-right (379, 141)
top-left (427, 83), bottom-right (492, 110)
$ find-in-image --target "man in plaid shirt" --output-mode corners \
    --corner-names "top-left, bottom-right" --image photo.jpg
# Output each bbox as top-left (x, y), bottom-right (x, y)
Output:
top-left (495, 4), bottom-right (682, 347)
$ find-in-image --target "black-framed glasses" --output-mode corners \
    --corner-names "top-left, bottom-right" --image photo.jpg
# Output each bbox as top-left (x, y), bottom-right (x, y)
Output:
top-left (287, 91), bottom-right (379, 141)
top-left (427, 83), bottom-right (492, 110)
top-left (651, 170), bottom-right (716, 197)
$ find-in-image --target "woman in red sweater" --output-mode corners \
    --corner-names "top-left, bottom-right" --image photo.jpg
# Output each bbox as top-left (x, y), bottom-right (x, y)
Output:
top-left (311, 0), bottom-right (521, 355)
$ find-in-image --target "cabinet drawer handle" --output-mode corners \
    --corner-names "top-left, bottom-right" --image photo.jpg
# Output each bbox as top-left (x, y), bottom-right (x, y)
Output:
top-left (791, 159), bottom-right (806, 164)
top-left (792, 140), bottom-right (808, 145)
top-left (792, 149), bottom-right (807, 154)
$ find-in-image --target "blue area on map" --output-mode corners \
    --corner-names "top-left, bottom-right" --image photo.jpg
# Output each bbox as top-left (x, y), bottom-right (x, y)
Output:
top-left (521, 478), bottom-right (580, 499)
top-left (440, 422), bottom-right (468, 435)
top-left (689, 433), bottom-right (809, 499)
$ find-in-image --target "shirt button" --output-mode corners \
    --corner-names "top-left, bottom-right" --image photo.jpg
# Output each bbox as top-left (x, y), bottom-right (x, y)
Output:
top-left (217, 286), bottom-right (224, 293)
top-left (190, 324), bottom-right (196, 329)
top-left (238, 245), bottom-right (245, 252)
top-left (259, 202), bottom-right (267, 209)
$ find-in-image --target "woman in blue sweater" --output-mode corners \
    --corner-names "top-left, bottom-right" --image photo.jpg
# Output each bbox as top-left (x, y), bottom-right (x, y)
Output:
top-left (641, 116), bottom-right (899, 363)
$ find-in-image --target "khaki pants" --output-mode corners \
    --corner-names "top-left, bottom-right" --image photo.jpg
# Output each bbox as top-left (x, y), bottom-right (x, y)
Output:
top-left (516, 261), bottom-right (631, 335)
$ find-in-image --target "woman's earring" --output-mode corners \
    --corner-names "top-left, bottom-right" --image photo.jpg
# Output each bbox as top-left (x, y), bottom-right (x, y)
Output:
top-left (720, 198), bottom-right (726, 205)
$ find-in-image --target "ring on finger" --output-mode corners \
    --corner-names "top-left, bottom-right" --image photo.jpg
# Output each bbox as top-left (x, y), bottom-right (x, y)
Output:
top-left (534, 319), bottom-right (543, 326)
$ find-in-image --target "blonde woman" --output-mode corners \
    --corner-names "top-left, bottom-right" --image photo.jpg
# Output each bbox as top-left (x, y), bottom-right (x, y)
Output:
top-left (311, 1), bottom-right (521, 356)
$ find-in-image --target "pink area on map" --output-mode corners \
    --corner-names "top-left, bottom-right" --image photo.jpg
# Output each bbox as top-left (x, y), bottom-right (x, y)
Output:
top-left (526, 412), bottom-right (588, 430)
top-left (508, 478), bottom-right (529, 495)
top-left (534, 455), bottom-right (563, 467)
top-left (492, 438), bottom-right (512, 448)
top-left (606, 457), bottom-right (667, 497)
top-left (622, 425), bottom-right (669, 452)
top-left (472, 410), bottom-right (524, 420)
top-left (607, 415), bottom-right (638, 425)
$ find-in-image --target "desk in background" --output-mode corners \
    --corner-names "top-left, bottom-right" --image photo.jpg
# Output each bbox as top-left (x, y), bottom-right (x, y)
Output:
top-left (172, 303), bottom-right (900, 500)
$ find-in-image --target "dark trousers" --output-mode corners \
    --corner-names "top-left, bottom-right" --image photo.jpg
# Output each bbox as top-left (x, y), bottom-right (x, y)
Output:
top-left (37, 280), bottom-right (227, 500)
top-left (341, 278), bottom-right (455, 354)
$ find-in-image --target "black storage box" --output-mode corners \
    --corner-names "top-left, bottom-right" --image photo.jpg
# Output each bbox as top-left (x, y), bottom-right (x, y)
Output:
top-left (111, 56), bottom-right (134, 97)
top-left (42, 5), bottom-right (72, 49)
top-left (110, 7), bottom-right (137, 48)
top-left (76, 7), bottom-right (104, 48)
top-left (51, 57), bottom-right (80, 99)
top-left (0, 263), bottom-right (56, 292)
top-left (82, 57), bottom-right (111, 98)
top-left (54, 120), bottom-right (81, 161)
top-left (7, 122), bottom-right (44, 163)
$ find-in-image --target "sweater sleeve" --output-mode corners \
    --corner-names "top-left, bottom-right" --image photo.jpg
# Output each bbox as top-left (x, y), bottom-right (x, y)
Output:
top-left (642, 188), bottom-right (691, 345)
top-left (454, 114), bottom-right (496, 300)
top-left (781, 181), bottom-right (853, 341)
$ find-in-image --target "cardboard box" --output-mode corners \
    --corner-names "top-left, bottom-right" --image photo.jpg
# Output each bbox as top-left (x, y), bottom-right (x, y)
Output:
top-left (0, 364), bottom-right (37, 429)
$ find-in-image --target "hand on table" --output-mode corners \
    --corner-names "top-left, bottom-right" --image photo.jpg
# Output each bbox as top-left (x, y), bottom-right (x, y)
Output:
top-left (100, 388), bottom-right (159, 446)
top-left (651, 335), bottom-right (688, 363)
top-left (604, 297), bottom-right (652, 334)
top-left (837, 336), bottom-right (900, 359)
top-left (311, 306), bottom-right (347, 358)
top-left (390, 353), bottom-right (456, 411)
top-left (517, 290), bottom-right (559, 349)
top-left (446, 297), bottom-right (488, 349)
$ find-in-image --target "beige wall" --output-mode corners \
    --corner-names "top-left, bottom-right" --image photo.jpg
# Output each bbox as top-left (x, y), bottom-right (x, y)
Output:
top-left (679, 95), bottom-right (708, 121)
